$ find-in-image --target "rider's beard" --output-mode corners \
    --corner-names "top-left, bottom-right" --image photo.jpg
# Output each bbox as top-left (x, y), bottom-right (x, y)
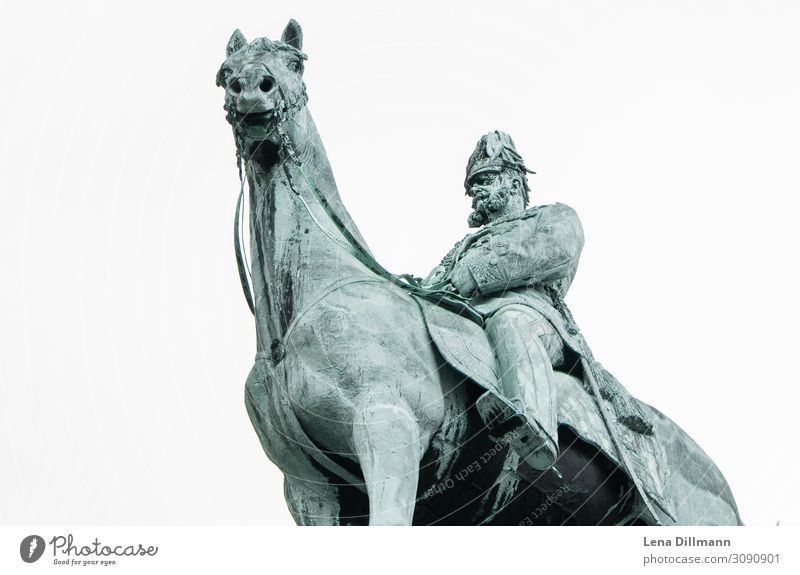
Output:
top-left (468, 187), bottom-right (509, 227)
top-left (467, 210), bottom-right (485, 228)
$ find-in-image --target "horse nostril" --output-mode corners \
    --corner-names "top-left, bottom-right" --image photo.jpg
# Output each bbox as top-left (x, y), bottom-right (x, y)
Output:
top-left (259, 76), bottom-right (275, 93)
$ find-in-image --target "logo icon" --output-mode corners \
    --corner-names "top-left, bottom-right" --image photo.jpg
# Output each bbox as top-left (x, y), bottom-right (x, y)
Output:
top-left (20, 535), bottom-right (46, 563)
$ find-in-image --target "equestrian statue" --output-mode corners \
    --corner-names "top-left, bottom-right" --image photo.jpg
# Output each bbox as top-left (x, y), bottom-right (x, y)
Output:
top-left (216, 20), bottom-right (742, 526)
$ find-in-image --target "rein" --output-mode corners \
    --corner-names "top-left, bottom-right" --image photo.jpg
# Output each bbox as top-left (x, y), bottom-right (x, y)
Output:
top-left (234, 168), bottom-right (255, 315)
top-left (274, 124), bottom-right (485, 326)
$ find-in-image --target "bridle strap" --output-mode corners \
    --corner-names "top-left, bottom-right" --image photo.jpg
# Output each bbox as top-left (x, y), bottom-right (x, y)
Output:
top-left (234, 171), bottom-right (256, 316)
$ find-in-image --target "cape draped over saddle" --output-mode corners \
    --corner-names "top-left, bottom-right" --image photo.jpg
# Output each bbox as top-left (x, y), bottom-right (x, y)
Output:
top-left (419, 299), bottom-right (676, 523)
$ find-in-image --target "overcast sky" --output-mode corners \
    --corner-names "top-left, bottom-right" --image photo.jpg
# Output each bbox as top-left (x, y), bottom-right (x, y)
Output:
top-left (1, 1), bottom-right (798, 526)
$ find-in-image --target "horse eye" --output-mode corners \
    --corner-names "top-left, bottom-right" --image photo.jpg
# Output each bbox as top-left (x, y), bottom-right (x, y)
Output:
top-left (288, 61), bottom-right (300, 72)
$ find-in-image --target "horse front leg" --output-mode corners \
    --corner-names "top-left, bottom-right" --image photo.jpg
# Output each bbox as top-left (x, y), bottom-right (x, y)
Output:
top-left (352, 401), bottom-right (422, 526)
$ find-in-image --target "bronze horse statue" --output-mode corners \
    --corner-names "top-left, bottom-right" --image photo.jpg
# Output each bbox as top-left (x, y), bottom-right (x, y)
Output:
top-left (216, 21), bottom-right (742, 526)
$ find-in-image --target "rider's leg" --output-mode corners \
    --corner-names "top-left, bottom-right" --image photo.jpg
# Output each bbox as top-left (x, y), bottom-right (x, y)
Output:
top-left (352, 402), bottom-right (422, 525)
top-left (477, 305), bottom-right (561, 470)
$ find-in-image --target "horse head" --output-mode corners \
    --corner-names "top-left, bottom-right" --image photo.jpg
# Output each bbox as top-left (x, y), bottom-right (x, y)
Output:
top-left (216, 20), bottom-right (307, 163)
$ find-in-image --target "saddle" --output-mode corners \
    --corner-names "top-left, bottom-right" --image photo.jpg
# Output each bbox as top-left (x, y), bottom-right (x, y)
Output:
top-left (416, 297), bottom-right (677, 523)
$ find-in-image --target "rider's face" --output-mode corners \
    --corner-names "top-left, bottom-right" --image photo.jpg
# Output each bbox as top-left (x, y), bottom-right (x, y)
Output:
top-left (467, 170), bottom-right (520, 225)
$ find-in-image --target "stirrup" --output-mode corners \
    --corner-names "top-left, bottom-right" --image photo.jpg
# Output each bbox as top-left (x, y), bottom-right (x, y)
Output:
top-left (476, 390), bottom-right (558, 471)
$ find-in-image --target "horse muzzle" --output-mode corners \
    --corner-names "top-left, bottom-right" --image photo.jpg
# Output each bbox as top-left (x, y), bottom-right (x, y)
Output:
top-left (227, 107), bottom-right (279, 142)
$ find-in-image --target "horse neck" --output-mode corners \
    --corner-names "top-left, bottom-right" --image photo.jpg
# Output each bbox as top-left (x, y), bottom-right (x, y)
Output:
top-left (245, 108), bottom-right (374, 350)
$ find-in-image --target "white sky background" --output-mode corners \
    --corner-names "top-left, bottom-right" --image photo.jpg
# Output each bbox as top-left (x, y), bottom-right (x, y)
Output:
top-left (0, 0), bottom-right (798, 526)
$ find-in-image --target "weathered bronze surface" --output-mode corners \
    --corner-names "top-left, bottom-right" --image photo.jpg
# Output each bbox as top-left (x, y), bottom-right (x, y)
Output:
top-left (217, 21), bottom-right (741, 526)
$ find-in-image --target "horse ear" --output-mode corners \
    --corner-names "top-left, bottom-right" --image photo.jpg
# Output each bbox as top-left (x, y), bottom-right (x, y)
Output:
top-left (281, 19), bottom-right (303, 50)
top-left (226, 29), bottom-right (248, 56)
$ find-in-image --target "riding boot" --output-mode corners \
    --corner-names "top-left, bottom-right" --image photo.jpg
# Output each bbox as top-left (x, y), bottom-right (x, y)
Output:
top-left (476, 307), bottom-right (559, 470)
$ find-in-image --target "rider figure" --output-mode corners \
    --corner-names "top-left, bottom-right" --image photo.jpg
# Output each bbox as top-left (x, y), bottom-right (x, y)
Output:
top-left (424, 131), bottom-right (585, 470)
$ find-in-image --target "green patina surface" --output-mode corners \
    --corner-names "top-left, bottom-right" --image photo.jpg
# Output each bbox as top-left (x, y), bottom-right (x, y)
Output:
top-left (218, 21), bottom-right (742, 526)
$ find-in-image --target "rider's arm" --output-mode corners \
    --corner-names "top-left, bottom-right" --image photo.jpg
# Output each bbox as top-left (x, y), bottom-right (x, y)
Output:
top-left (450, 203), bottom-right (584, 297)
